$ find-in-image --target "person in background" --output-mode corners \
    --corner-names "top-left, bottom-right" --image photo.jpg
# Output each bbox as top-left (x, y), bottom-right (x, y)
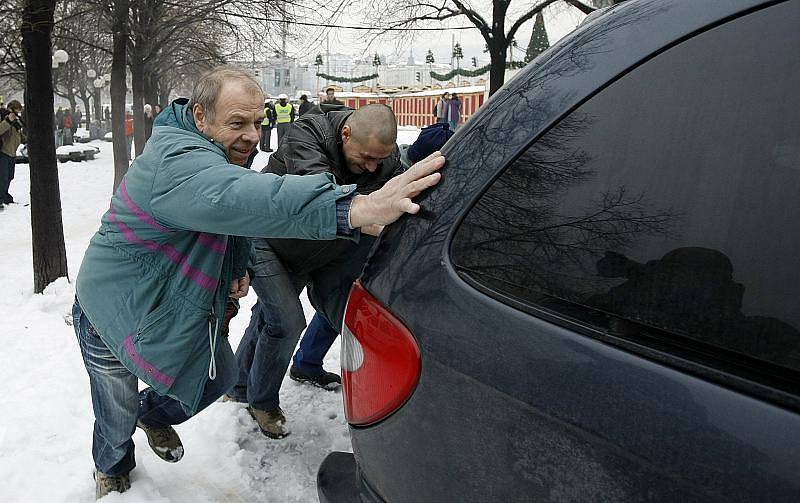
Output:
top-left (103, 106), bottom-right (111, 122)
top-left (274, 94), bottom-right (294, 146)
top-left (260, 100), bottom-right (276, 152)
top-left (298, 94), bottom-right (313, 116)
top-left (0, 100), bottom-right (26, 210)
top-left (290, 121), bottom-right (455, 385)
top-left (144, 104), bottom-right (154, 141)
top-left (75, 108), bottom-right (83, 133)
top-left (322, 87), bottom-right (343, 106)
top-left (435, 92), bottom-right (450, 124)
top-left (124, 111), bottom-right (134, 160)
top-left (62, 109), bottom-right (74, 145)
top-left (72, 66), bottom-right (445, 498)
top-left (447, 92), bottom-right (462, 131)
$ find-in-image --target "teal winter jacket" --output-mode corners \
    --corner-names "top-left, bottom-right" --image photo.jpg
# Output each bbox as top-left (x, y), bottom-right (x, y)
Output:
top-left (76, 99), bottom-right (356, 414)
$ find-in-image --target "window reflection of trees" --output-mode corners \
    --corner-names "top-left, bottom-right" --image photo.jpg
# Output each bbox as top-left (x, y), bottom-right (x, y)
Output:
top-left (453, 112), bottom-right (678, 303)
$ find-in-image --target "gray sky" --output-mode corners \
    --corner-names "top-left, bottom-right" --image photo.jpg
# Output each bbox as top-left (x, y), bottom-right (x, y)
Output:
top-left (287, 2), bottom-right (588, 66)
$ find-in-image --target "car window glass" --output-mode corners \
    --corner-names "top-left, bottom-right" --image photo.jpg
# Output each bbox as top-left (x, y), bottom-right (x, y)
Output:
top-left (452, 1), bottom-right (800, 373)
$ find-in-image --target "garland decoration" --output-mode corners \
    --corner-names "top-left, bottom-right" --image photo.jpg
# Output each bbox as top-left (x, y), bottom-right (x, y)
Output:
top-left (316, 72), bottom-right (378, 83)
top-left (430, 61), bottom-right (527, 81)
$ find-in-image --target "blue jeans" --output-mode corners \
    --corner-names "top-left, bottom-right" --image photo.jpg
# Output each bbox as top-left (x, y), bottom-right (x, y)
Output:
top-left (233, 237), bottom-right (374, 410)
top-left (292, 313), bottom-right (339, 374)
top-left (0, 152), bottom-right (15, 204)
top-left (448, 120), bottom-right (458, 132)
top-left (232, 249), bottom-right (306, 410)
top-left (73, 299), bottom-right (230, 476)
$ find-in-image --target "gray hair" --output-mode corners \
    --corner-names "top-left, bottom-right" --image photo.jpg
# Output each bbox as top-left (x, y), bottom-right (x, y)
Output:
top-left (189, 66), bottom-right (263, 122)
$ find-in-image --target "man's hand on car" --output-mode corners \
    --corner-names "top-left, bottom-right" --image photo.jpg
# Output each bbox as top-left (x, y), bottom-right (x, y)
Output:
top-left (348, 151), bottom-right (444, 229)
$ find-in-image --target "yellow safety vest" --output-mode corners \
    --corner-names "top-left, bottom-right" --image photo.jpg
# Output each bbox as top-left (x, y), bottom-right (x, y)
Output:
top-left (262, 107), bottom-right (271, 126)
top-left (275, 103), bottom-right (293, 124)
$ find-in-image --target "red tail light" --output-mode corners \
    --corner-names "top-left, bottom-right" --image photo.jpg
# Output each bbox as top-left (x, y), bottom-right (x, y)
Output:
top-left (341, 280), bottom-right (421, 426)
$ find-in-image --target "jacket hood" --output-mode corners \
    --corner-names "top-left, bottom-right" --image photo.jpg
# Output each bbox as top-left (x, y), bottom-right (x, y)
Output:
top-left (155, 98), bottom-right (201, 134)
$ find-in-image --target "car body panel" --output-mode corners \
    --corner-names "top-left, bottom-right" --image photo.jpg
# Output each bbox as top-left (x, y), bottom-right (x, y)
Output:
top-left (320, 0), bottom-right (800, 501)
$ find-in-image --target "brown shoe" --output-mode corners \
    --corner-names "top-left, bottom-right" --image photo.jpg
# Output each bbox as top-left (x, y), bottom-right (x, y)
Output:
top-left (136, 420), bottom-right (184, 462)
top-left (247, 406), bottom-right (290, 439)
top-left (94, 470), bottom-right (131, 499)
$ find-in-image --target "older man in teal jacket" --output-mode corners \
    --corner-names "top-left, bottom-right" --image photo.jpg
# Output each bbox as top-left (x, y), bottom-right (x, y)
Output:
top-left (73, 67), bottom-right (444, 499)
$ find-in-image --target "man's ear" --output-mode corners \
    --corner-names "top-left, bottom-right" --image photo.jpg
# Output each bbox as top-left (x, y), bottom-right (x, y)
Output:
top-left (341, 124), bottom-right (351, 143)
top-left (193, 103), bottom-right (206, 132)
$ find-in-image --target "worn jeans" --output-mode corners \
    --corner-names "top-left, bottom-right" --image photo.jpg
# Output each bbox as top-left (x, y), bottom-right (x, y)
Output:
top-left (292, 312), bottom-right (339, 374)
top-left (232, 237), bottom-right (373, 410)
top-left (73, 299), bottom-right (231, 476)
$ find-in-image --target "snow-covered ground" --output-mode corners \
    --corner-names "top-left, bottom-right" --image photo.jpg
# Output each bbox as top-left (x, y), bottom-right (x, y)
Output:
top-left (0, 127), bottom-right (421, 503)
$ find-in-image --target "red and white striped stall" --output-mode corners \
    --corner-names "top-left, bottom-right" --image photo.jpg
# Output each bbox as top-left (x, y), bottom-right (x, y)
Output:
top-left (334, 86), bottom-right (487, 128)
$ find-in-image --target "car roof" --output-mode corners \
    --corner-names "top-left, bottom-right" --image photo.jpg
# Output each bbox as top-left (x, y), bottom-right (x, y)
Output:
top-left (436, 0), bottom-right (777, 218)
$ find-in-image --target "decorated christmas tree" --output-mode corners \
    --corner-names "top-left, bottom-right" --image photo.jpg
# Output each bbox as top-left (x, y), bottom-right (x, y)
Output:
top-left (525, 12), bottom-right (550, 63)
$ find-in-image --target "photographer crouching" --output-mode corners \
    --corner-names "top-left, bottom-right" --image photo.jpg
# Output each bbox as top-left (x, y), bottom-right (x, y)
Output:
top-left (0, 100), bottom-right (26, 210)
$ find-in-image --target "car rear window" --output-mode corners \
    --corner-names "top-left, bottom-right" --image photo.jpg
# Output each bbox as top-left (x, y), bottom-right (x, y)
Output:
top-left (452, 1), bottom-right (800, 376)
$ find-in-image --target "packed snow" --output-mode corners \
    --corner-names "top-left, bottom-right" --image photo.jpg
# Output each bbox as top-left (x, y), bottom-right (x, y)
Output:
top-left (0, 127), bottom-right (421, 502)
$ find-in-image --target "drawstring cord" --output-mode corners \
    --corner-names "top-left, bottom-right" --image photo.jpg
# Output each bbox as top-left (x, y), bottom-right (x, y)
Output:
top-left (207, 311), bottom-right (218, 380)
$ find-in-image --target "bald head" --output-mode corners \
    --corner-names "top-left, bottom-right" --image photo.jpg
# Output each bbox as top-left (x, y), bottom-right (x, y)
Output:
top-left (344, 104), bottom-right (397, 146)
top-left (340, 104), bottom-right (397, 175)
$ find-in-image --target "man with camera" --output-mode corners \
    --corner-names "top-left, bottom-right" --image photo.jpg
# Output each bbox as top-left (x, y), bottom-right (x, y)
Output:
top-left (0, 99), bottom-right (25, 210)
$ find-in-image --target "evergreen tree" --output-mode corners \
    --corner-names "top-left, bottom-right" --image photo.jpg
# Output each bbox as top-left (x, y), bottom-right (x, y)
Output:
top-left (452, 42), bottom-right (463, 70)
top-left (525, 12), bottom-right (549, 63)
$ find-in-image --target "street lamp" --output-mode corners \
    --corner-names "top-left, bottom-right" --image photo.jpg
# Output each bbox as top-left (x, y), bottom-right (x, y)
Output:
top-left (51, 48), bottom-right (69, 69)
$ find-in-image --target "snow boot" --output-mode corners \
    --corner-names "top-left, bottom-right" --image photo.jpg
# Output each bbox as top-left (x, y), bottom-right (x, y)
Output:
top-left (136, 420), bottom-right (184, 463)
top-left (247, 406), bottom-right (290, 439)
top-left (290, 366), bottom-right (342, 390)
top-left (94, 470), bottom-right (130, 499)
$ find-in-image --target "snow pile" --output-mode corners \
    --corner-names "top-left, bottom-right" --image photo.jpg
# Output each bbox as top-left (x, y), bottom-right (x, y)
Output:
top-left (0, 126), bottom-right (421, 502)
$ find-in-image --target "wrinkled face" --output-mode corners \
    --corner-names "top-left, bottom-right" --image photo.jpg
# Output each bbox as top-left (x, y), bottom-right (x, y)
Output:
top-left (194, 81), bottom-right (265, 166)
top-left (341, 125), bottom-right (395, 175)
top-left (326, 90), bottom-right (335, 100)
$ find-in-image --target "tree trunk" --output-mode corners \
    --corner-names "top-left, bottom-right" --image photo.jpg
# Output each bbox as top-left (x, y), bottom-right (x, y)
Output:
top-left (488, 44), bottom-right (508, 96)
top-left (21, 0), bottom-right (69, 293)
top-left (159, 88), bottom-right (171, 109)
top-left (93, 87), bottom-right (103, 131)
top-left (130, 50), bottom-right (146, 156)
top-left (111, 0), bottom-right (130, 191)
top-left (144, 72), bottom-right (158, 107)
top-left (81, 95), bottom-right (92, 127)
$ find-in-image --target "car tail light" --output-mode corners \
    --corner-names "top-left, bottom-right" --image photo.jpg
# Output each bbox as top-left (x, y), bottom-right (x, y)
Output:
top-left (341, 280), bottom-right (421, 426)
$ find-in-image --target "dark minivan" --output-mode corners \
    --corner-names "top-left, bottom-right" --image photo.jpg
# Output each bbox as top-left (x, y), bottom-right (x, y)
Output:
top-left (319, 0), bottom-right (800, 501)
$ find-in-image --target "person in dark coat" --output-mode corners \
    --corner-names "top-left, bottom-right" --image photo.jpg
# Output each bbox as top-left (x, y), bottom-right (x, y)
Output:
top-left (298, 94), bottom-right (313, 116)
top-left (291, 121), bottom-right (454, 383)
top-left (231, 104), bottom-right (407, 439)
